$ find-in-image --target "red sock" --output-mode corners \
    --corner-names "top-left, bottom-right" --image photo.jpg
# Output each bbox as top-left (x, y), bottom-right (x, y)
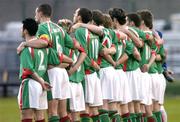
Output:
top-left (35, 119), bottom-right (45, 122)
top-left (147, 116), bottom-right (156, 122)
top-left (60, 115), bottom-right (71, 122)
top-left (22, 119), bottom-right (33, 122)
top-left (80, 113), bottom-right (90, 117)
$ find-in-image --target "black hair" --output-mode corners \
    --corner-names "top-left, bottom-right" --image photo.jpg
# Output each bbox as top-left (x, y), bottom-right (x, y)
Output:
top-left (38, 4), bottom-right (52, 17)
top-left (137, 9), bottom-right (153, 29)
top-left (78, 8), bottom-right (92, 23)
top-left (109, 8), bottom-right (126, 25)
top-left (22, 18), bottom-right (38, 36)
top-left (127, 13), bottom-right (141, 27)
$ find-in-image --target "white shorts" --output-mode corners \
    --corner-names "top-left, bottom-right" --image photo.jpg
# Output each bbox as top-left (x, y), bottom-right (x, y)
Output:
top-left (48, 67), bottom-right (70, 100)
top-left (158, 74), bottom-right (166, 104)
top-left (115, 69), bottom-right (132, 104)
top-left (150, 73), bottom-right (166, 104)
top-left (140, 72), bottom-right (152, 105)
top-left (99, 66), bottom-right (116, 100)
top-left (85, 72), bottom-right (103, 106)
top-left (17, 79), bottom-right (48, 110)
top-left (69, 82), bottom-right (85, 112)
top-left (126, 68), bottom-right (142, 101)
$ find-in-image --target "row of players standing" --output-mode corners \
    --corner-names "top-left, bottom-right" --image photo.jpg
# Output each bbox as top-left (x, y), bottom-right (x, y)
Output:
top-left (17, 3), bottom-right (167, 122)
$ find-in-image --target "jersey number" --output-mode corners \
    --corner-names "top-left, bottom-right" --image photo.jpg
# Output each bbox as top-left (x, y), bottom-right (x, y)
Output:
top-left (38, 50), bottom-right (45, 71)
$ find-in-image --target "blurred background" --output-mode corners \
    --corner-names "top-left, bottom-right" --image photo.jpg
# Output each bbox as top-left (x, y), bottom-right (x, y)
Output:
top-left (0, 0), bottom-right (180, 121)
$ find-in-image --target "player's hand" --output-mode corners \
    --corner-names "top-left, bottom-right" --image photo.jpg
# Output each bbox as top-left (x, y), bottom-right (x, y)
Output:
top-left (67, 67), bottom-right (76, 76)
top-left (17, 42), bottom-right (25, 55)
top-left (92, 61), bottom-right (100, 71)
top-left (41, 82), bottom-right (52, 91)
top-left (113, 61), bottom-right (117, 68)
top-left (141, 64), bottom-right (149, 72)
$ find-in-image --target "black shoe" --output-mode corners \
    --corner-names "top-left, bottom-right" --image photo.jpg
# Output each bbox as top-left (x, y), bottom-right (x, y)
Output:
top-left (163, 70), bottom-right (174, 82)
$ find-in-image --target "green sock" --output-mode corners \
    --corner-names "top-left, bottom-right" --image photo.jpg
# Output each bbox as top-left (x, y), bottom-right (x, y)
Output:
top-left (99, 109), bottom-right (110, 122)
top-left (136, 113), bottom-right (143, 122)
top-left (130, 113), bottom-right (137, 122)
top-left (109, 111), bottom-right (121, 122)
top-left (80, 113), bottom-right (91, 122)
top-left (91, 114), bottom-right (100, 122)
top-left (48, 116), bottom-right (59, 122)
top-left (153, 111), bottom-right (162, 122)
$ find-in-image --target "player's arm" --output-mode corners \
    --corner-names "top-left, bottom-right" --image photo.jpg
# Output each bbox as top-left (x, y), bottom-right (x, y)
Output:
top-left (68, 29), bottom-right (87, 75)
top-left (20, 48), bottom-right (51, 90)
top-left (141, 50), bottom-right (156, 72)
top-left (133, 47), bottom-right (141, 61)
top-left (72, 23), bottom-right (104, 36)
top-left (119, 28), bottom-right (143, 48)
top-left (116, 40), bottom-right (134, 65)
top-left (31, 72), bottom-right (51, 91)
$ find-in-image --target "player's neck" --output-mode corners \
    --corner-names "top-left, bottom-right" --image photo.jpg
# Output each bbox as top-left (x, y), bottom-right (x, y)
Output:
top-left (141, 26), bottom-right (151, 31)
top-left (40, 17), bottom-right (51, 23)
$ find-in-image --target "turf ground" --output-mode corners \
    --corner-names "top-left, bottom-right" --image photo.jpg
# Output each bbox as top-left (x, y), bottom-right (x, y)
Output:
top-left (0, 96), bottom-right (180, 122)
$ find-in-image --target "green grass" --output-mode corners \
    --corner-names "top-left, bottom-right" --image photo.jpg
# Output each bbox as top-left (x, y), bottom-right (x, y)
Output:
top-left (0, 97), bottom-right (180, 122)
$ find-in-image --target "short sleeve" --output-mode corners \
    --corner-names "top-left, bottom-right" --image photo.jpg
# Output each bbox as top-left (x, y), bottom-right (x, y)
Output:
top-left (37, 24), bottom-right (51, 45)
top-left (20, 48), bottom-right (35, 79)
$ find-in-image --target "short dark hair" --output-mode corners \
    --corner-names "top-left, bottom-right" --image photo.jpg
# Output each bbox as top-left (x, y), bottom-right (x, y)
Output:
top-left (127, 13), bottom-right (141, 27)
top-left (38, 4), bottom-right (52, 17)
top-left (137, 9), bottom-right (153, 29)
top-left (92, 10), bottom-right (104, 26)
top-left (78, 8), bottom-right (92, 23)
top-left (109, 8), bottom-right (126, 25)
top-left (22, 18), bottom-right (38, 36)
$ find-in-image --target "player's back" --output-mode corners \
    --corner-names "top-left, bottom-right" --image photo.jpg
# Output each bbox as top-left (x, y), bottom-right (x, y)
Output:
top-left (37, 21), bottom-right (65, 53)
top-left (19, 47), bottom-right (48, 81)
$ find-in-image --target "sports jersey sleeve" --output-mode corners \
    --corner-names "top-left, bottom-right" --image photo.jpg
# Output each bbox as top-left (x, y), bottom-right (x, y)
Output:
top-left (125, 40), bottom-right (134, 56)
top-left (64, 31), bottom-right (74, 49)
top-left (37, 24), bottom-right (52, 45)
top-left (158, 45), bottom-right (166, 60)
top-left (19, 48), bottom-right (35, 79)
top-left (48, 48), bottom-right (60, 65)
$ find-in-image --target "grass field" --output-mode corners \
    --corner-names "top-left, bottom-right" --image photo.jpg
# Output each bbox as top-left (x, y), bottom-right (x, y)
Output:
top-left (0, 96), bottom-right (180, 122)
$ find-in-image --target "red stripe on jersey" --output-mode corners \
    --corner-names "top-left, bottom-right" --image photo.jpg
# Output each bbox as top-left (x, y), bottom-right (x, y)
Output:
top-left (97, 56), bottom-right (102, 65)
top-left (123, 61), bottom-right (127, 71)
top-left (59, 53), bottom-right (64, 63)
top-left (85, 70), bottom-right (91, 74)
top-left (102, 39), bottom-right (108, 47)
top-left (22, 68), bottom-right (33, 79)
top-left (30, 48), bottom-right (34, 59)
top-left (19, 81), bottom-right (25, 110)
top-left (69, 49), bottom-right (74, 58)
